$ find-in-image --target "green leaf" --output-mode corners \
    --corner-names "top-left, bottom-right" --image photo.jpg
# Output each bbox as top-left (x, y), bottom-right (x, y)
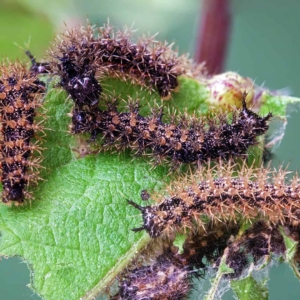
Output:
top-left (0, 73), bottom-right (298, 300)
top-left (173, 233), bottom-right (187, 255)
top-left (204, 248), bottom-right (234, 300)
top-left (231, 275), bottom-right (268, 300)
top-left (101, 76), bottom-right (209, 116)
top-left (260, 91), bottom-right (300, 117)
top-left (279, 226), bottom-right (300, 280)
top-left (0, 88), bottom-right (170, 300)
top-left (279, 226), bottom-right (298, 262)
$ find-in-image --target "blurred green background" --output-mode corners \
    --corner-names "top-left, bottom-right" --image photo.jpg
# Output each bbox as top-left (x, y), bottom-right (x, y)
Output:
top-left (1, 0), bottom-right (300, 299)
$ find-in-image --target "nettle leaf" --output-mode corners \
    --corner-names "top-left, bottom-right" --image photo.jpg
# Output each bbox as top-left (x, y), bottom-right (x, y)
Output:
top-left (280, 227), bottom-right (298, 262)
top-left (260, 91), bottom-right (300, 153)
top-left (279, 226), bottom-right (300, 280)
top-left (204, 249), bottom-right (234, 300)
top-left (231, 275), bottom-right (268, 300)
top-left (260, 91), bottom-right (300, 117)
top-left (0, 74), bottom-right (298, 300)
top-left (0, 85), bottom-right (168, 300)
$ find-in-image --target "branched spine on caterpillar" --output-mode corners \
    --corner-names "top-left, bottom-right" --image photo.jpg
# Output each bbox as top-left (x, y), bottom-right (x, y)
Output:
top-left (25, 51), bottom-right (51, 76)
top-left (0, 61), bottom-right (46, 204)
top-left (70, 94), bottom-right (271, 168)
top-left (129, 163), bottom-right (300, 237)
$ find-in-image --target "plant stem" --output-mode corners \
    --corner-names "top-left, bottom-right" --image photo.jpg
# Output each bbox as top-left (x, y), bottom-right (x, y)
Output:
top-left (195, 0), bottom-right (232, 74)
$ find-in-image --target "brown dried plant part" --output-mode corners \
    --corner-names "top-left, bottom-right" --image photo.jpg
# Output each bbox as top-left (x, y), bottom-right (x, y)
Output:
top-left (113, 222), bottom-right (239, 299)
top-left (129, 163), bottom-right (300, 238)
top-left (70, 95), bottom-right (271, 169)
top-left (182, 221), bottom-right (240, 271)
top-left (112, 249), bottom-right (191, 300)
top-left (50, 22), bottom-right (186, 101)
top-left (113, 220), bottom-right (287, 299)
top-left (0, 61), bottom-right (46, 204)
top-left (224, 221), bottom-right (286, 278)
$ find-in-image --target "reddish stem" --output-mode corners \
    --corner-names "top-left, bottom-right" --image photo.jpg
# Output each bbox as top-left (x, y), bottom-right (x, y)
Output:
top-left (195, 0), bottom-right (232, 74)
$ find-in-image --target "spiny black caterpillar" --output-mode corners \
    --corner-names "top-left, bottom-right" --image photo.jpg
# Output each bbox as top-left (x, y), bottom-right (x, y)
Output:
top-left (129, 163), bottom-right (300, 237)
top-left (114, 220), bottom-right (287, 299)
top-left (0, 61), bottom-right (45, 204)
top-left (113, 222), bottom-right (239, 300)
top-left (50, 22), bottom-right (185, 101)
top-left (70, 94), bottom-right (271, 168)
top-left (52, 52), bottom-right (102, 109)
top-left (113, 250), bottom-right (191, 300)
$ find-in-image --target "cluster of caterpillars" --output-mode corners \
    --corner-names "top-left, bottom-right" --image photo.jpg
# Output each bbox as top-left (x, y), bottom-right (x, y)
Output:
top-left (0, 22), bottom-right (190, 203)
top-left (1, 21), bottom-right (299, 300)
top-left (113, 220), bottom-right (288, 299)
top-left (117, 163), bottom-right (300, 299)
top-left (45, 23), bottom-right (296, 300)
top-left (45, 22), bottom-right (271, 169)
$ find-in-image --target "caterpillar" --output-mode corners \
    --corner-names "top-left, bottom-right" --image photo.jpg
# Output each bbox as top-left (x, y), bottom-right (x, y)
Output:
top-left (51, 49), bottom-right (102, 109)
top-left (0, 61), bottom-right (45, 204)
top-left (114, 220), bottom-right (286, 299)
top-left (113, 250), bottom-right (191, 300)
top-left (70, 95), bottom-right (271, 168)
top-left (129, 163), bottom-right (300, 237)
top-left (223, 220), bottom-right (285, 278)
top-left (113, 222), bottom-right (237, 300)
top-left (50, 22), bottom-right (184, 101)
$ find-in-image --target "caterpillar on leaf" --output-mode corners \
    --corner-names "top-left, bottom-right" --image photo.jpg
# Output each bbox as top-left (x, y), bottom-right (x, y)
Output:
top-left (50, 22), bottom-right (186, 102)
top-left (113, 220), bottom-right (287, 299)
top-left (0, 60), bottom-right (45, 204)
top-left (113, 222), bottom-right (237, 300)
top-left (70, 94), bottom-right (271, 168)
top-left (129, 163), bottom-right (300, 237)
